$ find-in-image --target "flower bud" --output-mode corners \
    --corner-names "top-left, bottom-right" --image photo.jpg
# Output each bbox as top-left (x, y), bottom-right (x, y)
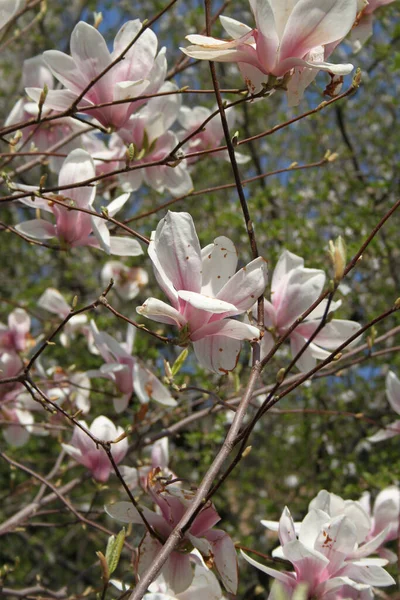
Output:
top-left (328, 236), bottom-right (346, 282)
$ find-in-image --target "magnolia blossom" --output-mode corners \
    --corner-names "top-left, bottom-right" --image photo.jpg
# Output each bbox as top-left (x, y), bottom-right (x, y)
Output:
top-left (182, 0), bottom-right (357, 105)
top-left (359, 486), bottom-right (400, 563)
top-left (177, 105), bottom-right (248, 165)
top-left (351, 0), bottom-right (395, 52)
top-left (0, 0), bottom-right (21, 31)
top-left (16, 149), bottom-right (143, 256)
top-left (368, 370), bottom-right (400, 442)
top-left (243, 500), bottom-right (395, 599)
top-left (110, 82), bottom-right (193, 196)
top-left (26, 20), bottom-right (167, 130)
top-left (62, 415), bottom-right (128, 482)
top-left (106, 469), bottom-right (238, 594)
top-left (0, 308), bottom-right (31, 353)
top-left (88, 322), bottom-right (177, 413)
top-left (101, 261), bottom-right (148, 301)
top-left (137, 211), bottom-right (268, 373)
top-left (5, 56), bottom-right (87, 173)
top-left (0, 352), bottom-right (29, 446)
top-left (257, 249), bottom-right (361, 371)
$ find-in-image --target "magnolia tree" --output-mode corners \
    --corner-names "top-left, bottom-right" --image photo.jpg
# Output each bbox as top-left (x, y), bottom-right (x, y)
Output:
top-left (0, 1), bottom-right (399, 599)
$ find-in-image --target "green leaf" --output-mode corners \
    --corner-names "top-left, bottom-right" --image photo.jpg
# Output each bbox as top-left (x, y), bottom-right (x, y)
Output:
top-left (171, 348), bottom-right (189, 376)
top-left (105, 527), bottom-right (125, 576)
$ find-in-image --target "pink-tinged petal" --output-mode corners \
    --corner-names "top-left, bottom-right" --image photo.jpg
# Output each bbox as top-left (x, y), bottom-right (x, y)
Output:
top-left (282, 539), bottom-right (329, 587)
top-left (298, 508), bottom-right (331, 547)
top-left (352, 527), bottom-right (389, 559)
top-left (179, 561), bottom-right (222, 600)
top-left (190, 506), bottom-right (221, 537)
top-left (302, 319), bottom-right (361, 349)
top-left (253, 0), bottom-right (280, 71)
top-left (113, 394), bottom-right (130, 414)
top-left (149, 212), bottom-right (202, 297)
top-left (43, 50), bottom-right (87, 95)
top-left (238, 62), bottom-right (269, 94)
top-left (192, 319), bottom-right (260, 342)
top-left (315, 515), bottom-right (357, 561)
top-left (386, 371), bottom-right (400, 414)
top-left (275, 268), bottom-right (325, 328)
top-left (275, 55), bottom-right (354, 78)
top-left (339, 560), bottom-right (395, 586)
top-left (350, 13), bottom-right (373, 52)
top-left (181, 43), bottom-right (260, 65)
top-left (217, 256), bottom-right (268, 314)
top-left (240, 550), bottom-right (297, 587)
top-left (220, 15), bottom-right (253, 38)
top-left (178, 290), bottom-right (237, 314)
top-left (158, 163), bottom-right (193, 198)
top-left (259, 331), bottom-right (275, 361)
top-left (201, 236), bottom-right (238, 297)
top-left (70, 22), bottom-right (112, 95)
top-left (373, 486), bottom-right (400, 539)
top-left (138, 533), bottom-right (163, 579)
top-left (91, 216), bottom-right (110, 254)
top-left (109, 237), bottom-right (144, 257)
top-left (58, 149), bottom-right (96, 208)
top-left (192, 336), bottom-right (242, 374)
top-left (289, 333), bottom-right (317, 372)
top-left (271, 250), bottom-right (304, 295)
top-left (205, 529), bottom-right (238, 593)
top-left (26, 87), bottom-right (78, 112)
top-left (133, 363), bottom-right (177, 407)
top-left (279, 507), bottom-right (297, 546)
top-left (279, 0), bottom-right (357, 65)
top-left (113, 22), bottom-right (158, 80)
top-left (368, 421), bottom-right (400, 442)
top-left (22, 55), bottom-right (54, 90)
top-left (137, 297), bottom-right (187, 327)
top-left (164, 552), bottom-right (193, 594)
top-left (16, 219), bottom-right (56, 240)
top-left (61, 442), bottom-right (83, 462)
top-left (342, 501), bottom-right (371, 544)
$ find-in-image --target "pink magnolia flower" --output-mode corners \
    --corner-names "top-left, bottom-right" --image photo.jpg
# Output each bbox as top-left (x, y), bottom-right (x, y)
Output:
top-left (257, 249), bottom-right (361, 371)
top-left (368, 370), bottom-right (400, 442)
top-left (0, 308), bottom-right (31, 353)
top-left (88, 321), bottom-right (177, 413)
top-left (106, 469), bottom-right (238, 594)
top-left (0, 351), bottom-right (23, 400)
top-left (177, 105), bottom-right (248, 165)
top-left (182, 0), bottom-right (357, 105)
top-left (0, 0), bottom-right (21, 31)
top-left (101, 261), bottom-right (148, 301)
top-left (137, 211), bottom-right (268, 373)
top-left (27, 20), bottom-right (167, 130)
top-left (0, 352), bottom-right (30, 446)
top-left (5, 56), bottom-right (87, 173)
top-left (351, 0), bottom-right (396, 52)
top-left (62, 415), bottom-right (128, 482)
top-left (359, 486), bottom-right (400, 563)
top-left (15, 149), bottom-right (143, 256)
top-left (243, 503), bottom-right (395, 599)
top-left (111, 82), bottom-right (193, 196)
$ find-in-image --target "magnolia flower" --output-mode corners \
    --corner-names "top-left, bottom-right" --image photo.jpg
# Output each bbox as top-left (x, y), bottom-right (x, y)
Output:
top-left (1, 402), bottom-right (34, 447)
top-left (26, 20), bottom-right (167, 130)
top-left (101, 261), bottom-right (148, 301)
top-left (5, 56), bottom-right (87, 173)
top-left (137, 211), bottom-right (268, 373)
top-left (15, 149), bottom-right (143, 256)
top-left (0, 352), bottom-right (23, 400)
top-left (368, 370), bottom-right (400, 442)
top-left (37, 288), bottom-right (89, 347)
top-left (111, 82), bottom-right (193, 196)
top-left (359, 486), bottom-right (400, 563)
top-left (182, 0), bottom-right (357, 105)
top-left (243, 502), bottom-right (395, 599)
top-left (0, 0), bottom-right (21, 31)
top-left (62, 415), bottom-right (128, 482)
top-left (351, 0), bottom-right (395, 52)
top-left (0, 308), bottom-right (31, 353)
top-left (106, 469), bottom-right (238, 594)
top-left (88, 321), bottom-right (177, 413)
top-left (257, 249), bottom-right (361, 371)
top-left (177, 105), bottom-right (248, 165)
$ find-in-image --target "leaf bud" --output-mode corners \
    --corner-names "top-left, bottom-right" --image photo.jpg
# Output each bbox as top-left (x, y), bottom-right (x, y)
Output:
top-left (328, 236), bottom-right (346, 282)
